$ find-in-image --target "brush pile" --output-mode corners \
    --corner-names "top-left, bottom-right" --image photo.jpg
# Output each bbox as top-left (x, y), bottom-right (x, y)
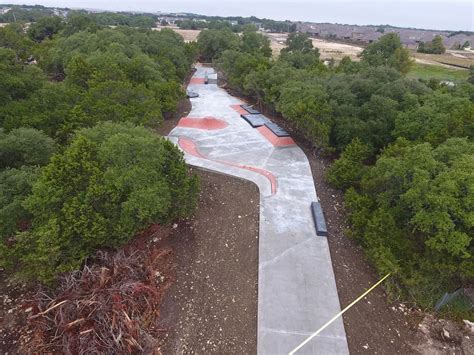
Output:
top-left (26, 226), bottom-right (173, 354)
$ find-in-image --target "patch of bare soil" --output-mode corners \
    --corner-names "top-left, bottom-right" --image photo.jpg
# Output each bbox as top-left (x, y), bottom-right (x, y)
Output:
top-left (158, 169), bottom-right (259, 354)
top-left (0, 270), bottom-right (37, 353)
top-left (0, 169), bottom-right (259, 354)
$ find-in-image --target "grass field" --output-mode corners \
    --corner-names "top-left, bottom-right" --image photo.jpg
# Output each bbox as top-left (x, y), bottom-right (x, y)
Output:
top-left (411, 51), bottom-right (474, 69)
top-left (407, 63), bottom-right (469, 83)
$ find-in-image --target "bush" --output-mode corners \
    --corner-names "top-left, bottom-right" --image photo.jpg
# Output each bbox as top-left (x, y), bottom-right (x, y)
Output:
top-left (0, 166), bottom-right (39, 241)
top-left (326, 138), bottom-right (371, 190)
top-left (197, 29), bottom-right (239, 62)
top-left (345, 138), bottom-right (474, 307)
top-left (10, 123), bottom-right (199, 282)
top-left (0, 128), bottom-right (55, 170)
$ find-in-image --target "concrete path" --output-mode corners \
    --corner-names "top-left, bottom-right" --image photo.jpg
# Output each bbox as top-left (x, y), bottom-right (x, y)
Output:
top-left (169, 65), bottom-right (349, 355)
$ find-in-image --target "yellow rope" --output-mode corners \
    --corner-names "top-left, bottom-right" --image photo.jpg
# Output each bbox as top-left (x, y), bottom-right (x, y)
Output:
top-left (289, 273), bottom-right (392, 355)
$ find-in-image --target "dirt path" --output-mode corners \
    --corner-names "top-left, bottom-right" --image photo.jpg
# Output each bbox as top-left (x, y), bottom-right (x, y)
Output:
top-left (158, 169), bottom-right (259, 354)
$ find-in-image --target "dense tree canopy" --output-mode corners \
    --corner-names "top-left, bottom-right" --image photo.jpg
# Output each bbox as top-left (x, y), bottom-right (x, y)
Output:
top-left (0, 18), bottom-right (199, 282)
top-left (10, 123), bottom-right (198, 282)
top-left (197, 29), bottom-right (240, 62)
top-left (215, 30), bottom-right (474, 313)
top-left (361, 33), bottom-right (414, 73)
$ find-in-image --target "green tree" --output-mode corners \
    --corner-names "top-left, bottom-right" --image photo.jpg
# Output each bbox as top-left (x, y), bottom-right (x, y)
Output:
top-left (0, 166), bottom-right (39, 247)
top-left (11, 123), bottom-right (199, 282)
top-left (277, 81), bottom-right (332, 148)
top-left (417, 35), bottom-right (446, 54)
top-left (327, 138), bottom-right (371, 189)
top-left (197, 29), bottom-right (240, 62)
top-left (241, 29), bottom-right (272, 57)
top-left (361, 33), bottom-right (413, 73)
top-left (345, 138), bottom-right (474, 306)
top-left (0, 23), bottom-right (34, 61)
top-left (27, 16), bottom-right (64, 42)
top-left (218, 49), bottom-right (270, 91)
top-left (0, 128), bottom-right (55, 170)
top-left (282, 32), bottom-right (314, 53)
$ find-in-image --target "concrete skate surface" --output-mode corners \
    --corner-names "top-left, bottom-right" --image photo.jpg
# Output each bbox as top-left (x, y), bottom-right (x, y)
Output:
top-left (168, 65), bottom-right (349, 355)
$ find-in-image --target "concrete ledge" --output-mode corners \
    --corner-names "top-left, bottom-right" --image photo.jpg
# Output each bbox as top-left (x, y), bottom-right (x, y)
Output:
top-left (241, 114), bottom-right (271, 127)
top-left (311, 202), bottom-right (328, 237)
top-left (264, 122), bottom-right (290, 137)
top-left (241, 104), bottom-right (260, 114)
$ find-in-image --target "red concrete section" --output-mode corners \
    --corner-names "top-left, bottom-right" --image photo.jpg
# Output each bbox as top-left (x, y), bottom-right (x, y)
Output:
top-left (178, 137), bottom-right (205, 159)
top-left (257, 126), bottom-right (296, 147)
top-left (240, 165), bottom-right (277, 195)
top-left (190, 77), bottom-right (206, 84)
top-left (178, 117), bottom-right (228, 130)
top-left (230, 104), bottom-right (248, 115)
top-left (178, 137), bottom-right (277, 195)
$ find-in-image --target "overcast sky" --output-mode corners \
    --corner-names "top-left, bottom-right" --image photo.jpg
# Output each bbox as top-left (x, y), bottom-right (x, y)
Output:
top-left (3, 0), bottom-right (473, 31)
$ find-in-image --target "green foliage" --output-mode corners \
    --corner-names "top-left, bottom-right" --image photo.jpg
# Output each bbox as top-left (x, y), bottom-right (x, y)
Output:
top-left (361, 33), bottom-right (414, 73)
top-left (277, 81), bottom-right (332, 148)
top-left (417, 35), bottom-right (446, 54)
top-left (241, 29), bottom-right (272, 57)
top-left (62, 12), bottom-right (99, 36)
top-left (218, 49), bottom-right (270, 91)
top-left (78, 80), bottom-right (163, 127)
top-left (10, 123), bottom-right (198, 282)
top-left (0, 15), bottom-right (199, 284)
top-left (0, 23), bottom-right (35, 61)
top-left (0, 128), bottom-right (55, 170)
top-left (327, 139), bottom-right (371, 189)
top-left (282, 32), bottom-right (314, 53)
top-left (27, 16), bottom-right (64, 42)
top-left (215, 29), bottom-right (474, 314)
top-left (0, 166), bottom-right (39, 243)
top-left (1, 25), bottom-right (190, 142)
top-left (90, 12), bottom-right (157, 28)
top-left (394, 92), bottom-right (474, 145)
top-left (0, 46), bottom-right (45, 105)
top-left (407, 63), bottom-right (470, 84)
top-left (0, 128), bottom-right (54, 262)
top-left (197, 29), bottom-right (240, 62)
top-left (345, 138), bottom-right (474, 307)
top-left (0, 5), bottom-right (53, 23)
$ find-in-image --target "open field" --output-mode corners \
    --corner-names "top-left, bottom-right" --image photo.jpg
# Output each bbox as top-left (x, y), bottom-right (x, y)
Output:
top-left (265, 32), bottom-right (363, 60)
top-left (154, 25), bottom-right (201, 42)
top-left (407, 63), bottom-right (469, 83)
top-left (411, 50), bottom-right (474, 69)
top-left (312, 38), bottom-right (363, 60)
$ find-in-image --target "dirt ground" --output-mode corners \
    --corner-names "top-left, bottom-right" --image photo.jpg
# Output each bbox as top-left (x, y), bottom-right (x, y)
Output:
top-left (154, 26), bottom-right (201, 42)
top-left (265, 32), bottom-right (363, 60)
top-left (156, 85), bottom-right (260, 354)
top-left (158, 169), bottom-right (259, 354)
top-left (0, 168), bottom-right (260, 355)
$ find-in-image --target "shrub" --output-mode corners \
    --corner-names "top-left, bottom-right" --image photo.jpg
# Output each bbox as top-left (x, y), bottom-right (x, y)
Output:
top-left (0, 128), bottom-right (55, 170)
top-left (11, 123), bottom-right (199, 282)
top-left (345, 138), bottom-right (474, 307)
top-left (326, 138), bottom-right (371, 190)
top-left (0, 167), bottom-right (39, 240)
